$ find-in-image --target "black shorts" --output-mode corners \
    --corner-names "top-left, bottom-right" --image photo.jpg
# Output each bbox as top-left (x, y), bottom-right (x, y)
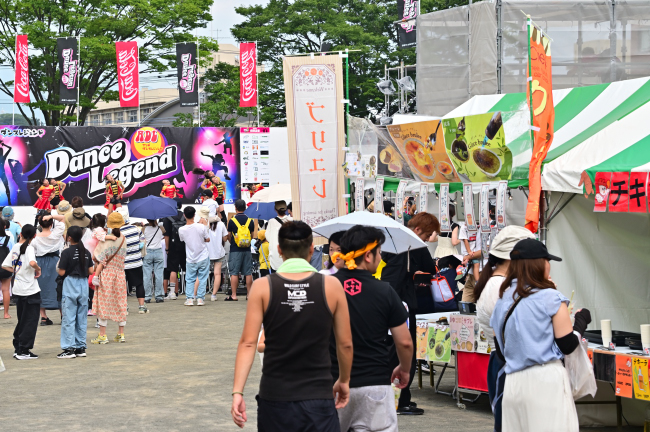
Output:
top-left (165, 248), bottom-right (186, 273)
top-left (216, 197), bottom-right (224, 205)
top-left (256, 397), bottom-right (340, 432)
top-left (50, 196), bottom-right (61, 206)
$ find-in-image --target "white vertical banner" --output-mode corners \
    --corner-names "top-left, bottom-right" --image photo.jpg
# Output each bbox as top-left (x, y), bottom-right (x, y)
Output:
top-left (439, 184), bottom-right (450, 231)
top-left (395, 179), bottom-right (408, 224)
top-left (479, 183), bottom-right (491, 232)
top-left (355, 177), bottom-right (365, 212)
top-left (375, 177), bottom-right (384, 214)
top-left (418, 183), bottom-right (428, 213)
top-left (283, 56), bottom-right (345, 227)
top-left (496, 181), bottom-right (508, 229)
top-left (463, 184), bottom-right (477, 232)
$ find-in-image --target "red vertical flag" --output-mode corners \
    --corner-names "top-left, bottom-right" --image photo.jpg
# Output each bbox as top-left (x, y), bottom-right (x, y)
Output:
top-left (239, 42), bottom-right (257, 107)
top-left (115, 41), bottom-right (139, 107)
top-left (608, 172), bottom-right (629, 213)
top-left (525, 22), bottom-right (555, 233)
top-left (14, 35), bottom-right (30, 103)
top-left (629, 172), bottom-right (648, 213)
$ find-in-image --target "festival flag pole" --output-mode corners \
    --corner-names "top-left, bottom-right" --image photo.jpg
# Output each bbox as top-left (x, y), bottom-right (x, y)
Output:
top-left (76, 35), bottom-right (80, 126)
top-left (526, 15), bottom-right (534, 151)
top-left (255, 40), bottom-right (259, 126)
top-left (137, 43), bottom-right (141, 127)
top-left (197, 38), bottom-right (201, 127)
top-left (13, 35), bottom-right (16, 126)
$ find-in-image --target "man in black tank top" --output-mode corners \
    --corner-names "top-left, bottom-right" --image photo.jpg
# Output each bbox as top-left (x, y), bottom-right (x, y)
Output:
top-left (231, 221), bottom-right (353, 431)
top-left (330, 226), bottom-right (413, 432)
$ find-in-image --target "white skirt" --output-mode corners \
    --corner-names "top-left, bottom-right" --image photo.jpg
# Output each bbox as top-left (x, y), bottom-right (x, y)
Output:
top-left (434, 236), bottom-right (459, 258)
top-left (503, 360), bottom-right (579, 432)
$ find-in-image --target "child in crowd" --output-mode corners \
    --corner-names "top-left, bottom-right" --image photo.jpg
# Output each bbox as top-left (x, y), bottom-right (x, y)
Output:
top-left (88, 214), bottom-right (117, 287)
top-left (206, 215), bottom-right (228, 301)
top-left (2, 224), bottom-right (41, 360)
top-left (257, 230), bottom-right (270, 277)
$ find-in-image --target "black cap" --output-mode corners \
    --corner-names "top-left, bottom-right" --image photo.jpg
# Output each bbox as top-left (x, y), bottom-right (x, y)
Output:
top-left (510, 238), bottom-right (562, 262)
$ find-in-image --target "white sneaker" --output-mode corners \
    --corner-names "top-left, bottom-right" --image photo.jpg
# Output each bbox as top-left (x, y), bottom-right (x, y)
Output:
top-left (167, 292), bottom-right (177, 300)
top-left (184, 299), bottom-right (194, 306)
top-left (197, 299), bottom-right (205, 306)
top-left (210, 295), bottom-right (218, 302)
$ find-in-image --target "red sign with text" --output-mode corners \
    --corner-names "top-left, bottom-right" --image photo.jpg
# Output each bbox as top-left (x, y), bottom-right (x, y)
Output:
top-left (629, 172), bottom-right (648, 213)
top-left (609, 172), bottom-right (629, 213)
top-left (239, 42), bottom-right (257, 107)
top-left (594, 172), bottom-right (611, 212)
top-left (14, 35), bottom-right (30, 103)
top-left (115, 41), bottom-right (139, 107)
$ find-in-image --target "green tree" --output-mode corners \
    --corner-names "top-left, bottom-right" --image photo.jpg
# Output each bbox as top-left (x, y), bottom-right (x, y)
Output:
top-left (0, 0), bottom-right (218, 126)
top-left (231, 0), bottom-right (468, 125)
top-left (173, 61), bottom-right (257, 127)
top-left (0, 113), bottom-right (39, 126)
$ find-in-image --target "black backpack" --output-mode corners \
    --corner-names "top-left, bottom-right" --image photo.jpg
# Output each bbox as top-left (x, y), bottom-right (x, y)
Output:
top-left (166, 214), bottom-right (186, 248)
top-left (0, 237), bottom-right (12, 279)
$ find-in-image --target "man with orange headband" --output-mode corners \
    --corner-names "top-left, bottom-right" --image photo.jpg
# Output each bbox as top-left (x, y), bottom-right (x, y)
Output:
top-left (231, 221), bottom-right (353, 431)
top-left (381, 212), bottom-right (440, 416)
top-left (330, 225), bottom-right (412, 432)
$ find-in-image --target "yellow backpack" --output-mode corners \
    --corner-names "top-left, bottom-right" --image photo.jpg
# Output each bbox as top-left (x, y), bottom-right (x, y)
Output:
top-left (232, 217), bottom-right (252, 248)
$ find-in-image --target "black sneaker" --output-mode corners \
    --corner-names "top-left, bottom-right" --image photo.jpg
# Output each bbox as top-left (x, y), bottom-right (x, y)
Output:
top-left (144, 299), bottom-right (151, 303)
top-left (57, 349), bottom-right (76, 359)
top-left (155, 298), bottom-right (164, 303)
top-left (74, 348), bottom-right (86, 357)
top-left (40, 317), bottom-right (54, 326)
top-left (397, 406), bottom-right (424, 415)
top-left (15, 351), bottom-right (38, 360)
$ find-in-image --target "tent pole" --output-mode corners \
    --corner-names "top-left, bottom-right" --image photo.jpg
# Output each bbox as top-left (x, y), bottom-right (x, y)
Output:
top-left (546, 194), bottom-right (576, 226)
top-left (539, 190), bottom-right (547, 244)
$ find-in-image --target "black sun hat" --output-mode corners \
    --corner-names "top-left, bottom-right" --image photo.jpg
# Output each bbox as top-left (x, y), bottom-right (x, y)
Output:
top-left (510, 238), bottom-right (562, 262)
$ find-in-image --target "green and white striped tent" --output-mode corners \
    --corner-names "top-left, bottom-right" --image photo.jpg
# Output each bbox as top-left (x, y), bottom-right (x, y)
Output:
top-left (445, 76), bottom-right (650, 193)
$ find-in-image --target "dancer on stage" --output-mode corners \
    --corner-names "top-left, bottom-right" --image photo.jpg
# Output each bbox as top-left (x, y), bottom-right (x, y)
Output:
top-left (192, 168), bottom-right (216, 203)
top-left (104, 174), bottom-right (124, 215)
top-left (160, 179), bottom-right (178, 199)
top-left (49, 178), bottom-right (66, 207)
top-left (33, 179), bottom-right (54, 211)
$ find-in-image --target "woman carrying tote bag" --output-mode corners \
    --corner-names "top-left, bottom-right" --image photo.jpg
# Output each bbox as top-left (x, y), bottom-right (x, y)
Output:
top-left (490, 239), bottom-right (591, 432)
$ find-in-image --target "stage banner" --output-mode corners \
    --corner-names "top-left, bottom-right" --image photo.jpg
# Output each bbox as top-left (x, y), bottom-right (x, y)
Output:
top-left (525, 20), bottom-right (555, 232)
top-left (0, 126), bottom-right (240, 207)
top-left (14, 35), bottom-right (29, 103)
top-left (176, 42), bottom-right (199, 107)
top-left (283, 55), bottom-right (346, 227)
top-left (354, 177), bottom-right (364, 212)
top-left (116, 41), bottom-right (139, 108)
top-left (463, 184), bottom-right (477, 231)
top-left (57, 37), bottom-right (79, 104)
top-left (397, 0), bottom-right (418, 49)
top-left (240, 42), bottom-right (257, 108)
top-left (395, 179), bottom-right (408, 224)
top-left (496, 181), bottom-right (508, 229)
top-left (375, 177), bottom-right (384, 214)
top-left (439, 183), bottom-right (450, 232)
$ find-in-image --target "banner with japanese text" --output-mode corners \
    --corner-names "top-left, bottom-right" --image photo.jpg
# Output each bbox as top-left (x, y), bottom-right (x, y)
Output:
top-left (14, 35), bottom-right (29, 103)
top-left (0, 126), bottom-right (240, 207)
top-left (57, 37), bottom-right (79, 104)
top-left (397, 0), bottom-right (418, 48)
top-left (176, 42), bottom-right (199, 107)
top-left (240, 42), bottom-right (257, 108)
top-left (115, 41), bottom-right (140, 108)
top-left (525, 21), bottom-right (555, 232)
top-left (283, 55), bottom-right (345, 227)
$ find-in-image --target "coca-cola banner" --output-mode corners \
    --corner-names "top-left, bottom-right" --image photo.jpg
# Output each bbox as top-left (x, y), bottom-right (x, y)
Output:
top-left (57, 37), bottom-right (79, 104)
top-left (14, 35), bottom-right (29, 103)
top-left (115, 41), bottom-right (139, 107)
top-left (239, 42), bottom-right (257, 108)
top-left (176, 42), bottom-right (199, 107)
top-left (0, 126), bottom-right (240, 207)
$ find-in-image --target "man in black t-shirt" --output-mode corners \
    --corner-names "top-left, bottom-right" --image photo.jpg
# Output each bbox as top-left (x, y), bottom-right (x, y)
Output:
top-left (163, 200), bottom-right (186, 300)
top-left (330, 226), bottom-right (412, 431)
top-left (226, 199), bottom-right (254, 300)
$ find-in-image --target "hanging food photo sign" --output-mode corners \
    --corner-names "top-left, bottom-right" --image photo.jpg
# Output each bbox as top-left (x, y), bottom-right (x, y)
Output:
top-left (593, 172), bottom-right (611, 213)
top-left (463, 184), bottom-right (477, 232)
top-left (355, 177), bottom-right (365, 212)
top-left (419, 183), bottom-right (428, 213)
top-left (375, 177), bottom-right (384, 214)
top-left (395, 179), bottom-right (408, 224)
top-left (496, 181), bottom-right (508, 229)
top-left (439, 183), bottom-right (450, 232)
top-left (479, 183), bottom-right (490, 232)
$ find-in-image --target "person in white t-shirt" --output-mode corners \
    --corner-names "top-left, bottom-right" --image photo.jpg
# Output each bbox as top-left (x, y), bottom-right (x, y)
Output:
top-left (2, 224), bottom-right (42, 360)
top-left (458, 222), bottom-right (482, 302)
top-left (266, 201), bottom-right (293, 271)
top-left (178, 206), bottom-right (210, 306)
top-left (201, 190), bottom-right (219, 221)
top-left (206, 218), bottom-right (228, 302)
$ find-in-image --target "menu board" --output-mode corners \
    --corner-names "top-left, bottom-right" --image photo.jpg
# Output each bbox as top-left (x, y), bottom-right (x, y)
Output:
top-left (240, 127), bottom-right (270, 184)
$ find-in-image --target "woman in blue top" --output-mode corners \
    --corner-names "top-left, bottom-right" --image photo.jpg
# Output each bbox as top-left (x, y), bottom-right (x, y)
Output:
top-left (491, 239), bottom-right (591, 432)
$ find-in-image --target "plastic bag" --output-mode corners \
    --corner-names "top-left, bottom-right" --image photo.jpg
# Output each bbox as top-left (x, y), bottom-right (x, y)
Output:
top-left (564, 331), bottom-right (597, 400)
top-left (431, 275), bottom-right (455, 303)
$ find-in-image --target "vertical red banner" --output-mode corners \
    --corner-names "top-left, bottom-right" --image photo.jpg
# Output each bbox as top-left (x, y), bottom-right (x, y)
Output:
top-left (115, 41), bottom-right (139, 107)
top-left (629, 172), bottom-right (648, 213)
top-left (609, 172), bottom-right (629, 213)
top-left (594, 172), bottom-right (611, 212)
top-left (14, 34), bottom-right (30, 103)
top-left (239, 42), bottom-right (257, 108)
top-left (525, 25), bottom-right (555, 232)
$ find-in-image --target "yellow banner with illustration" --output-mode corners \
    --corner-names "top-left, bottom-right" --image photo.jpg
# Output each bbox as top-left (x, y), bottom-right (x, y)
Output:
top-left (383, 113), bottom-right (512, 183)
